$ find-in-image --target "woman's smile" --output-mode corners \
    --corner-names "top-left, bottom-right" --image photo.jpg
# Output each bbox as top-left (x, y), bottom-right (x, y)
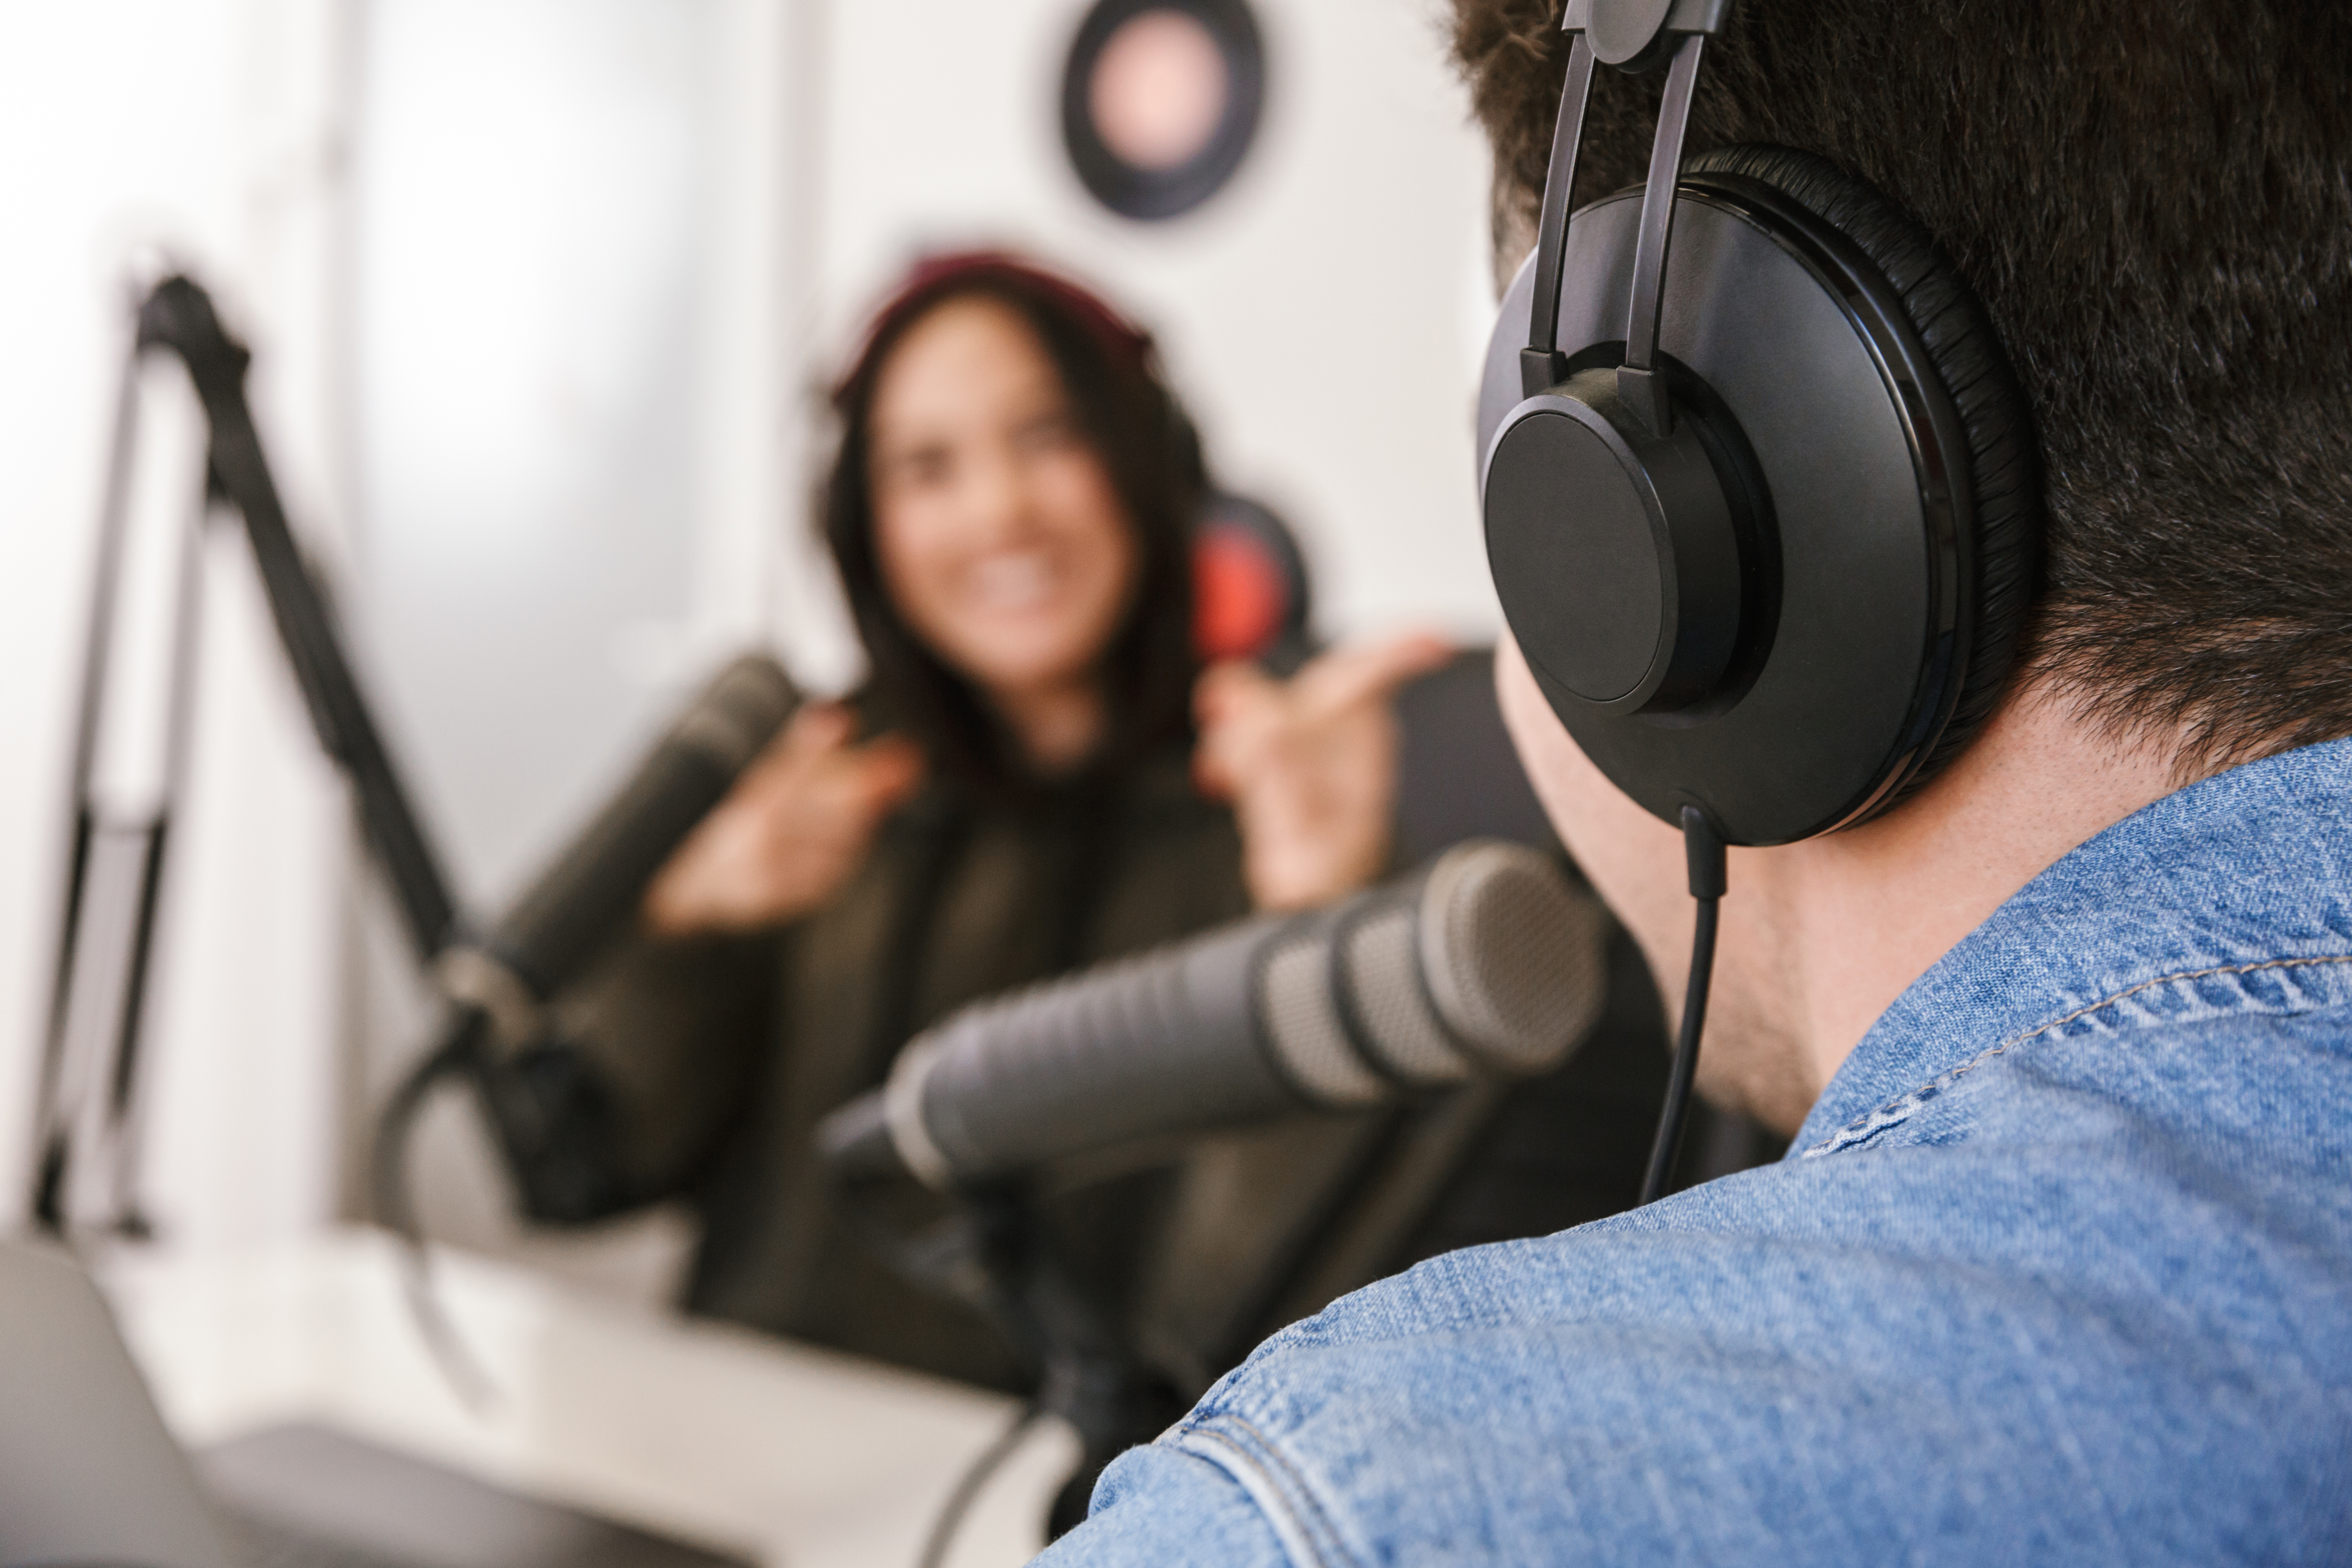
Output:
top-left (960, 546), bottom-right (1069, 615)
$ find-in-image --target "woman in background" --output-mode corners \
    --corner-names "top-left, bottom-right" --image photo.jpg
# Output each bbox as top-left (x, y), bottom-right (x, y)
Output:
top-left (492, 253), bottom-right (1448, 1394)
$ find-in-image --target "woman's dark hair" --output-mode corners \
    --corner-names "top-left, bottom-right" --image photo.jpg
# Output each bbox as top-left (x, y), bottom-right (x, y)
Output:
top-left (822, 252), bottom-right (1208, 795)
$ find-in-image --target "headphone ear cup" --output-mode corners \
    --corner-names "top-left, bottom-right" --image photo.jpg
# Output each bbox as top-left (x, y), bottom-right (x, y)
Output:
top-left (1682, 145), bottom-right (2042, 806)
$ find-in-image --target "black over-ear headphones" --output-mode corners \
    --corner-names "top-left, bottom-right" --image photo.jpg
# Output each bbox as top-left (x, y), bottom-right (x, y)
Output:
top-left (1477, 0), bottom-right (2039, 1195)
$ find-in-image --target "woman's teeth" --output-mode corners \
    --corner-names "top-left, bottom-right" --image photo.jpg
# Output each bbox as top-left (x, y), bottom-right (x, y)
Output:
top-left (967, 552), bottom-right (1060, 610)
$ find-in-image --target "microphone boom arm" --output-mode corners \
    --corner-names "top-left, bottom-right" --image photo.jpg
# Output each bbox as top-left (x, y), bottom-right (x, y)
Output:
top-left (32, 274), bottom-right (467, 1234)
top-left (139, 274), bottom-right (464, 961)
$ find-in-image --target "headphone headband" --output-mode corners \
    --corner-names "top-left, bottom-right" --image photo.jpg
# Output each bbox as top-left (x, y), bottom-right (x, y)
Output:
top-left (1527, 1), bottom-right (1732, 435)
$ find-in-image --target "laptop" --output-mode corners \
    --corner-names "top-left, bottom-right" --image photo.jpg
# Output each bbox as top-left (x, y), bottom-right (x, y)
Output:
top-left (0, 1239), bottom-right (753, 1568)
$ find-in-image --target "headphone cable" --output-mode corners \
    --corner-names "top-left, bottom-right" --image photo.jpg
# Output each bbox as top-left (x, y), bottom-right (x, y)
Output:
top-left (1641, 807), bottom-right (1727, 1206)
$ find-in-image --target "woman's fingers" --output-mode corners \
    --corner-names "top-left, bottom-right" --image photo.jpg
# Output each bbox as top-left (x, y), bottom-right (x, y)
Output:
top-left (730, 702), bottom-right (854, 802)
top-left (776, 701), bottom-right (858, 775)
top-left (1194, 659), bottom-right (1274, 796)
top-left (788, 700), bottom-right (857, 751)
top-left (740, 705), bottom-right (917, 813)
top-left (642, 714), bottom-right (923, 937)
top-left (833, 734), bottom-right (927, 822)
top-left (1192, 630), bottom-right (1451, 911)
top-left (765, 731), bottom-right (923, 862)
top-left (1292, 629), bottom-right (1453, 716)
top-left (1197, 630), bottom-right (1453, 781)
top-left (1194, 657), bottom-right (1278, 726)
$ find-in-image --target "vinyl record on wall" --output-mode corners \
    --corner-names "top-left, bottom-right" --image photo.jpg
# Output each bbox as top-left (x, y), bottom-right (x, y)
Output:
top-left (1062, 0), bottom-right (1266, 221)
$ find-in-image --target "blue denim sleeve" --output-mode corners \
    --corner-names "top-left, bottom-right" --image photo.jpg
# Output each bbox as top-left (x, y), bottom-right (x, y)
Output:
top-left (1031, 1442), bottom-right (1292, 1567)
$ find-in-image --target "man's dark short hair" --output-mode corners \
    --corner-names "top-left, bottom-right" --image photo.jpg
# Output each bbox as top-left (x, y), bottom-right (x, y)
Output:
top-left (1454, 0), bottom-right (2352, 773)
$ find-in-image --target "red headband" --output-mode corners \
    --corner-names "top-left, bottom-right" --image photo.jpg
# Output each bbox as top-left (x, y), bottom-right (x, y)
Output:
top-left (831, 250), bottom-right (1157, 408)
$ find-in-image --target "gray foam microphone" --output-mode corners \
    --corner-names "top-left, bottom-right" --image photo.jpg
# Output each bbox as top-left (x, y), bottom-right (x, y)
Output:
top-left (817, 839), bottom-right (1610, 1189)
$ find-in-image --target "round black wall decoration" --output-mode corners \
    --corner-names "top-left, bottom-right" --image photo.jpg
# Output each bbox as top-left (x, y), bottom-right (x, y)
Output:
top-left (1061, 0), bottom-right (1265, 221)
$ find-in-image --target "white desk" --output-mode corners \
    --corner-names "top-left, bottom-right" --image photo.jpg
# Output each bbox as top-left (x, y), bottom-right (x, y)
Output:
top-left (98, 1228), bottom-right (1078, 1568)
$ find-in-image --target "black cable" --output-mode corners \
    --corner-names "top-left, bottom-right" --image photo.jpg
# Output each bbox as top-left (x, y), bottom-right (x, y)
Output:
top-left (916, 1399), bottom-right (1044, 1568)
top-left (1641, 807), bottom-right (1727, 1205)
top-left (370, 1007), bottom-right (499, 1413)
top-left (1640, 898), bottom-right (1717, 1204)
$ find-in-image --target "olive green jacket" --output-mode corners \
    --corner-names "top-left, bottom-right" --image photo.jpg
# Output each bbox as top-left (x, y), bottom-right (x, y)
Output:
top-left (506, 756), bottom-right (1686, 1396)
top-left (540, 756), bottom-right (1258, 1388)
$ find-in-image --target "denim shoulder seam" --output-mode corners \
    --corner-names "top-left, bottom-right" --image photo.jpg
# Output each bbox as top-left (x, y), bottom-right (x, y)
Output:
top-left (1166, 1412), bottom-right (1363, 1568)
top-left (1802, 952), bottom-right (2352, 1158)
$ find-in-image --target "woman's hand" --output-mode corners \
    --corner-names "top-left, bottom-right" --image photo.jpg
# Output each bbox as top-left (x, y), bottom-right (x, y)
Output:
top-left (641, 703), bottom-right (926, 937)
top-left (1194, 630), bottom-right (1453, 912)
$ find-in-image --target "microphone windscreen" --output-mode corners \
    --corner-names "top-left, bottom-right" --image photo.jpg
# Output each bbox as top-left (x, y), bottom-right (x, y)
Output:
top-left (854, 839), bottom-right (1608, 1188)
top-left (1258, 840), bottom-right (1605, 1096)
top-left (1419, 840), bottom-right (1610, 1073)
top-left (902, 915), bottom-right (1290, 1186)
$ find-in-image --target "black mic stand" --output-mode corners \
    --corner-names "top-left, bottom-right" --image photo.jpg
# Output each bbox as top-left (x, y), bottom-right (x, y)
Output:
top-left (841, 1176), bottom-right (1179, 1556)
top-left (32, 272), bottom-right (474, 1250)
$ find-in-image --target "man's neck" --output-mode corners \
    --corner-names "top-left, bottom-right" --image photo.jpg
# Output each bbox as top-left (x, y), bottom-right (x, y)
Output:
top-left (1748, 677), bottom-right (2193, 1110)
top-left (1496, 640), bottom-right (2204, 1134)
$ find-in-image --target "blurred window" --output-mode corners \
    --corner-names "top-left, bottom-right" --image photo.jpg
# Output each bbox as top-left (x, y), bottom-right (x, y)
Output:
top-left (351, 0), bottom-right (716, 903)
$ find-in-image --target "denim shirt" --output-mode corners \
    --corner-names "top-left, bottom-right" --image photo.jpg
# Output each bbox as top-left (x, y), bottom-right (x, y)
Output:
top-left (1039, 740), bottom-right (2352, 1565)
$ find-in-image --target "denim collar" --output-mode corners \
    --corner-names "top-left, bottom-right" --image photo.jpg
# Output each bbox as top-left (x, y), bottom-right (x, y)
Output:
top-left (1795, 737), bottom-right (2352, 1155)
